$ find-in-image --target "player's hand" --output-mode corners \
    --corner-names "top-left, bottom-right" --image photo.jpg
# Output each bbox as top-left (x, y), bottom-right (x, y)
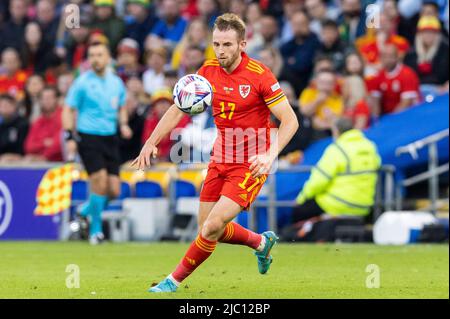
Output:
top-left (248, 154), bottom-right (274, 178)
top-left (65, 140), bottom-right (77, 162)
top-left (120, 124), bottom-right (133, 139)
top-left (131, 142), bottom-right (158, 170)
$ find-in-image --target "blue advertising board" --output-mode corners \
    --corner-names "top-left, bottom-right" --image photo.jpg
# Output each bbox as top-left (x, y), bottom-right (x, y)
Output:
top-left (0, 167), bottom-right (60, 240)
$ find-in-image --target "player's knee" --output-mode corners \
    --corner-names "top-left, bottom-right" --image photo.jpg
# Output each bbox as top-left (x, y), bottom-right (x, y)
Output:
top-left (201, 218), bottom-right (224, 240)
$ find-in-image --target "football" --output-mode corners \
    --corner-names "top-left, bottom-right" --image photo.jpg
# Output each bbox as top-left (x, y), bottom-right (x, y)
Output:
top-left (173, 74), bottom-right (213, 115)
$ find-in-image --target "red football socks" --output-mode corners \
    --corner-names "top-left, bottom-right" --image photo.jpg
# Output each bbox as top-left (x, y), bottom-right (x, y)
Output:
top-left (219, 222), bottom-right (262, 250)
top-left (170, 223), bottom-right (262, 284)
top-left (171, 234), bottom-right (217, 283)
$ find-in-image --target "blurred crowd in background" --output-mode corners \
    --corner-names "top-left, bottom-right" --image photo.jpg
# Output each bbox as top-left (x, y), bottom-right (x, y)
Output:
top-left (0, 0), bottom-right (448, 166)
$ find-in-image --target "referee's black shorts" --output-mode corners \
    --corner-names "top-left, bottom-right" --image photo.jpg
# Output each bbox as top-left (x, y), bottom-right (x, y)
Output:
top-left (77, 132), bottom-right (121, 176)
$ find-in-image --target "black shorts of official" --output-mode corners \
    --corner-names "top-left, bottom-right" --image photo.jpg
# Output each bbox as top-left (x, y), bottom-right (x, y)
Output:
top-left (77, 132), bottom-right (121, 176)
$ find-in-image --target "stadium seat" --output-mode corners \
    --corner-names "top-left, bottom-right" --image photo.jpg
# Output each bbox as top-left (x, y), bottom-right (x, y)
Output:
top-left (71, 180), bottom-right (88, 201)
top-left (165, 170), bottom-right (207, 241)
top-left (174, 180), bottom-right (197, 198)
top-left (102, 211), bottom-right (130, 242)
top-left (123, 198), bottom-right (171, 241)
top-left (177, 168), bottom-right (207, 190)
top-left (135, 181), bottom-right (164, 198)
top-left (120, 182), bottom-right (132, 198)
top-left (101, 182), bottom-right (133, 242)
top-left (174, 197), bottom-right (200, 242)
top-left (145, 171), bottom-right (172, 193)
top-left (176, 197), bottom-right (200, 215)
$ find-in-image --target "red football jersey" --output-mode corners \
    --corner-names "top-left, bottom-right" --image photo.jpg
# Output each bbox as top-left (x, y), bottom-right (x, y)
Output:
top-left (368, 63), bottom-right (421, 114)
top-left (197, 52), bottom-right (286, 164)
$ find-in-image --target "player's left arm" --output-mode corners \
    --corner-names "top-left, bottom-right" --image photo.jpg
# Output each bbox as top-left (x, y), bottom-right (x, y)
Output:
top-left (249, 98), bottom-right (299, 178)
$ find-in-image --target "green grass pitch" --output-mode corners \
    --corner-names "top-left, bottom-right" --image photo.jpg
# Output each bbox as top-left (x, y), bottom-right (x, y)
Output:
top-left (0, 242), bottom-right (448, 299)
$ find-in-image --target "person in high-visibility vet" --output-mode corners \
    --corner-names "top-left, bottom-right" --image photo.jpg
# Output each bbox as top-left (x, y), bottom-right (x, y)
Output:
top-left (293, 117), bottom-right (381, 223)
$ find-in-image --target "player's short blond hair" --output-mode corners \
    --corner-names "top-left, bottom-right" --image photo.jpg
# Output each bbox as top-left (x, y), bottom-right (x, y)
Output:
top-left (213, 13), bottom-right (246, 41)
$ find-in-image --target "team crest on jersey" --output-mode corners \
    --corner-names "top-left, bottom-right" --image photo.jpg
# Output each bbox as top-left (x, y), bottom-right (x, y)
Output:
top-left (392, 80), bottom-right (401, 92)
top-left (239, 85), bottom-right (251, 98)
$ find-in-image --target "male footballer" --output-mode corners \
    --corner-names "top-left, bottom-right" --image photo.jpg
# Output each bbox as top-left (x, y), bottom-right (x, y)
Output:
top-left (133, 13), bottom-right (299, 292)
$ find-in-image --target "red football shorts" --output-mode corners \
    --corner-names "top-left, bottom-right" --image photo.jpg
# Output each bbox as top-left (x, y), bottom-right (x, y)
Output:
top-left (199, 162), bottom-right (268, 210)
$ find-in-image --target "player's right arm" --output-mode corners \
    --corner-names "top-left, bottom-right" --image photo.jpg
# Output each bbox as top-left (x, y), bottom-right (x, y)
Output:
top-left (132, 104), bottom-right (185, 170)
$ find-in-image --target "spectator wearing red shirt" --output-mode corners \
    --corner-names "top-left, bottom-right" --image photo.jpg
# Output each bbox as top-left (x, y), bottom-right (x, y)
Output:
top-left (141, 89), bottom-right (190, 161)
top-left (0, 48), bottom-right (28, 100)
top-left (356, 12), bottom-right (410, 78)
top-left (369, 44), bottom-right (421, 117)
top-left (24, 86), bottom-right (63, 162)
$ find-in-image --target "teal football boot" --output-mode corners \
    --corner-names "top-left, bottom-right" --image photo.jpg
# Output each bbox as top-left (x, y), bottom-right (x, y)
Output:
top-left (254, 231), bottom-right (279, 275)
top-left (148, 277), bottom-right (178, 293)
